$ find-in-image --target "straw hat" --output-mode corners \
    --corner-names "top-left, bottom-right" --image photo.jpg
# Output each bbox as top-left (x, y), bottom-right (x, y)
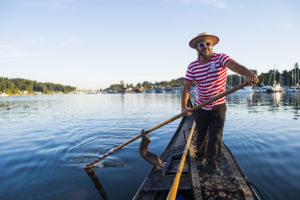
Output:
top-left (189, 32), bottom-right (219, 49)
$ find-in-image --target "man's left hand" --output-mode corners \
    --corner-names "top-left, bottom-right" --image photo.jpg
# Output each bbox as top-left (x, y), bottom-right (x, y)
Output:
top-left (245, 72), bottom-right (259, 86)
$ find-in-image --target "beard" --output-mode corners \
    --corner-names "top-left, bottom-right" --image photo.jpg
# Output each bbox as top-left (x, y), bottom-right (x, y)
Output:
top-left (198, 48), bottom-right (212, 57)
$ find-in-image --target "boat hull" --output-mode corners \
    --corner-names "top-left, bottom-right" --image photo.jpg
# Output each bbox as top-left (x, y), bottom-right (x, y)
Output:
top-left (133, 115), bottom-right (259, 200)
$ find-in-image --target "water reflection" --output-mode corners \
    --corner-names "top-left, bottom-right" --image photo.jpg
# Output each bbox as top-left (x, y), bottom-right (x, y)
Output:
top-left (85, 168), bottom-right (109, 200)
top-left (0, 95), bottom-right (66, 121)
top-left (249, 92), bottom-right (283, 106)
top-left (226, 92), bottom-right (300, 119)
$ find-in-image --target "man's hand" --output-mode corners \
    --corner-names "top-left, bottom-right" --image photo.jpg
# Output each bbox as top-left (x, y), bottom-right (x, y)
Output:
top-left (245, 71), bottom-right (259, 86)
top-left (181, 106), bottom-right (191, 116)
top-left (181, 80), bottom-right (193, 116)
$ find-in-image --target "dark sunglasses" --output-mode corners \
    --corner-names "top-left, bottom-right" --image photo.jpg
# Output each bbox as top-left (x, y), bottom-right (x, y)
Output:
top-left (197, 41), bottom-right (212, 48)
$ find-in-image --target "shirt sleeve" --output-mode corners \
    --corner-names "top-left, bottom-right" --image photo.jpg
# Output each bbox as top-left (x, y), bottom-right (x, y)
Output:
top-left (184, 64), bottom-right (194, 82)
top-left (219, 53), bottom-right (232, 68)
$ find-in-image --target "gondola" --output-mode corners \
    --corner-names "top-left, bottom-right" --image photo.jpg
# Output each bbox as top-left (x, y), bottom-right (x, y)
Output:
top-left (133, 114), bottom-right (263, 200)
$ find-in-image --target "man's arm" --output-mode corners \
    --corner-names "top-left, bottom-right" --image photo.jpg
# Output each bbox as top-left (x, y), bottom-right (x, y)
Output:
top-left (181, 80), bottom-right (193, 116)
top-left (226, 60), bottom-right (259, 85)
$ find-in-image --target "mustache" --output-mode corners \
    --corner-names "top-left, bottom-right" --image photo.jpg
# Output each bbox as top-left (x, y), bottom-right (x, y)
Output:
top-left (198, 48), bottom-right (211, 57)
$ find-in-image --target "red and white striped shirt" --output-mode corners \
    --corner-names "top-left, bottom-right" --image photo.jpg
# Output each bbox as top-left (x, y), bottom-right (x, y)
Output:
top-left (185, 53), bottom-right (232, 110)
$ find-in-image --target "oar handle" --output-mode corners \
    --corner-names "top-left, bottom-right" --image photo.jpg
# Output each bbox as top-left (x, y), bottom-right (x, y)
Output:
top-left (84, 82), bottom-right (248, 168)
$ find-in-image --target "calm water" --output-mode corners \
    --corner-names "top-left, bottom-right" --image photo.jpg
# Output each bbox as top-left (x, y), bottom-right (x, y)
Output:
top-left (0, 92), bottom-right (299, 200)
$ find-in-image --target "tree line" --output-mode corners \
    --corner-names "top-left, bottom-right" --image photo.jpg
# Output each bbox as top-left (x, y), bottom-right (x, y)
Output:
top-left (107, 78), bottom-right (185, 91)
top-left (107, 63), bottom-right (300, 91)
top-left (0, 77), bottom-right (76, 95)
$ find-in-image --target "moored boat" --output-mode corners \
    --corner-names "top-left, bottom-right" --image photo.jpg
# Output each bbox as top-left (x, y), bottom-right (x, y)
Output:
top-left (266, 83), bottom-right (283, 93)
top-left (0, 93), bottom-right (8, 97)
top-left (133, 115), bottom-right (263, 200)
top-left (235, 85), bottom-right (253, 93)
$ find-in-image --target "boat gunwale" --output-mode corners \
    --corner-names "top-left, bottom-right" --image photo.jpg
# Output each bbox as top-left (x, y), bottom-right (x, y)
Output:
top-left (223, 142), bottom-right (261, 200)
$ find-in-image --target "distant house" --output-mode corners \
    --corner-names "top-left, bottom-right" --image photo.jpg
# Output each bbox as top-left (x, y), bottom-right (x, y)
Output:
top-left (22, 91), bottom-right (28, 95)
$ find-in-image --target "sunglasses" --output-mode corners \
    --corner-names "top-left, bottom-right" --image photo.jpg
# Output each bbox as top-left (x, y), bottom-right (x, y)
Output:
top-left (197, 41), bottom-right (212, 48)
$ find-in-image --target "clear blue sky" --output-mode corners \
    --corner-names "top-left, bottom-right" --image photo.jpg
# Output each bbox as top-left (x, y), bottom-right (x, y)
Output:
top-left (1, 0), bottom-right (299, 89)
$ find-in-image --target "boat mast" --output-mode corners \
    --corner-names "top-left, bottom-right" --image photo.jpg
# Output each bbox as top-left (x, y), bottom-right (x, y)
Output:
top-left (267, 69), bottom-right (273, 86)
top-left (292, 70), bottom-right (294, 86)
top-left (295, 64), bottom-right (297, 86)
top-left (274, 68), bottom-right (276, 85)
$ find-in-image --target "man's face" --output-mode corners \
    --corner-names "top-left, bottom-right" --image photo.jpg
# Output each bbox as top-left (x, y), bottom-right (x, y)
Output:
top-left (197, 40), bottom-right (213, 57)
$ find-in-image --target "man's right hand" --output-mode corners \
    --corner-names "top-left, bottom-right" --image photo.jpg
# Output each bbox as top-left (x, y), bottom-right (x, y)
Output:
top-left (181, 106), bottom-right (191, 116)
top-left (181, 80), bottom-right (193, 116)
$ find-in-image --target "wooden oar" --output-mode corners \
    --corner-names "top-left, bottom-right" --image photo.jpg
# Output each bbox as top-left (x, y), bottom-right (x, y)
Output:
top-left (84, 82), bottom-right (248, 168)
top-left (166, 120), bottom-right (196, 200)
top-left (85, 168), bottom-right (109, 200)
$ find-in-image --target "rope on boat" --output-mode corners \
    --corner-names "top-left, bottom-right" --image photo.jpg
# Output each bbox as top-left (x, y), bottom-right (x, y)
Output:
top-left (84, 82), bottom-right (248, 169)
top-left (166, 120), bottom-right (196, 200)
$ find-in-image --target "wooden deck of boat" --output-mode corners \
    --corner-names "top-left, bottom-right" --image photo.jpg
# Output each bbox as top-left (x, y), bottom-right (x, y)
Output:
top-left (133, 115), bottom-right (257, 200)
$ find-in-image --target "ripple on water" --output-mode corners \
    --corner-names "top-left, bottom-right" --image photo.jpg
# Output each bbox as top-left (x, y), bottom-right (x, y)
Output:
top-left (65, 133), bottom-right (129, 168)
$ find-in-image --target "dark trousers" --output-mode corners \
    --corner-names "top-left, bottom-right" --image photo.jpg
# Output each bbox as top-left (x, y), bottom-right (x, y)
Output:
top-left (193, 103), bottom-right (226, 163)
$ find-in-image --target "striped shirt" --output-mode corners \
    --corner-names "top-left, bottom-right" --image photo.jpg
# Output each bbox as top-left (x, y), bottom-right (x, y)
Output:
top-left (185, 53), bottom-right (232, 110)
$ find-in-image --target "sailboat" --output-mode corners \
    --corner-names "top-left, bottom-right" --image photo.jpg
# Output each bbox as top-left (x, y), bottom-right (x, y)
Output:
top-left (286, 64), bottom-right (300, 92)
top-left (266, 69), bottom-right (283, 93)
top-left (266, 82), bottom-right (283, 93)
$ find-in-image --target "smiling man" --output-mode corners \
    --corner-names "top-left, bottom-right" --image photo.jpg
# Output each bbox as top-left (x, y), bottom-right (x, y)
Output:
top-left (181, 32), bottom-right (259, 175)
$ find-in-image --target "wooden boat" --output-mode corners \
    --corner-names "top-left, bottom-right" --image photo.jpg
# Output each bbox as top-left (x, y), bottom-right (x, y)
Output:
top-left (133, 114), bottom-right (262, 200)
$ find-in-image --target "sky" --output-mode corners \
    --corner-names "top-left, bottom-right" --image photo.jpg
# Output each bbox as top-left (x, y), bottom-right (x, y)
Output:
top-left (0, 0), bottom-right (299, 89)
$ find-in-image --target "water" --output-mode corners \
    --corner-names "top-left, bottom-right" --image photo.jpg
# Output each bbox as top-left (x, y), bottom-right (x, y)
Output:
top-left (0, 92), bottom-right (299, 200)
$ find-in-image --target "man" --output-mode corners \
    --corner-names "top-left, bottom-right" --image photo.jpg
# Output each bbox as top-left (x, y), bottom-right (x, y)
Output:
top-left (181, 32), bottom-right (259, 174)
